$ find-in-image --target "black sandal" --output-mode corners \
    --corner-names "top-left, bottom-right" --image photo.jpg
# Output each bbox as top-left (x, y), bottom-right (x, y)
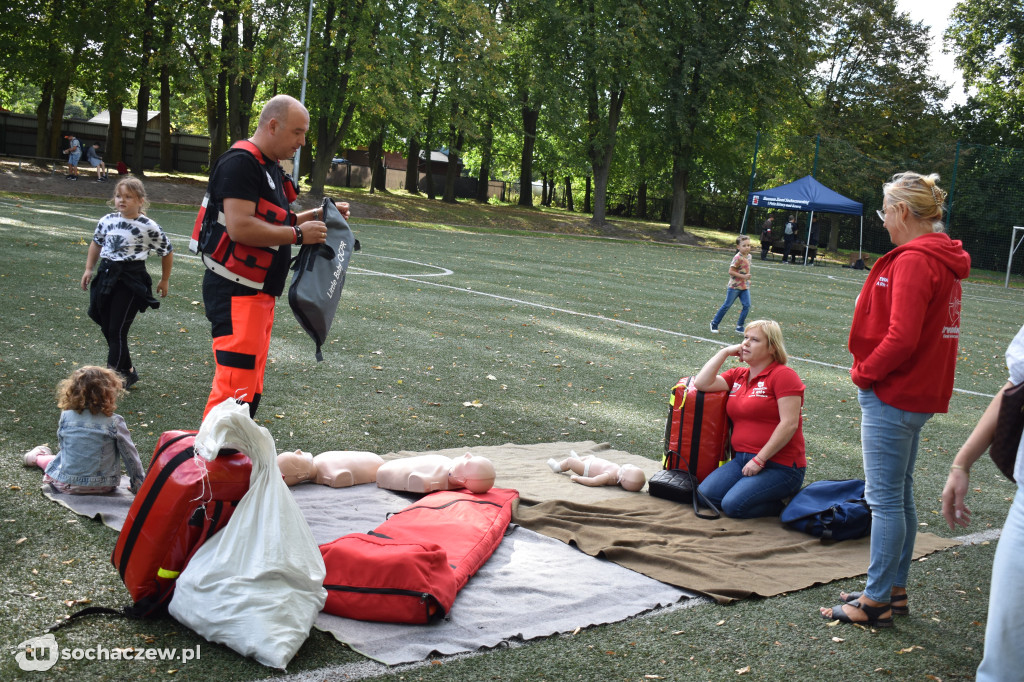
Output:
top-left (822, 600), bottom-right (894, 628)
top-left (842, 591), bottom-right (909, 616)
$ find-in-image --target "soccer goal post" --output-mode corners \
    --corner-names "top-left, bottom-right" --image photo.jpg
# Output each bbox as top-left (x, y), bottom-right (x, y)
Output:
top-left (1006, 226), bottom-right (1024, 288)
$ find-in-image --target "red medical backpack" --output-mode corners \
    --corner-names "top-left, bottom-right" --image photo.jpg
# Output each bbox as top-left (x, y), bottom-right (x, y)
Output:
top-left (663, 376), bottom-right (731, 482)
top-left (110, 430), bottom-right (252, 616)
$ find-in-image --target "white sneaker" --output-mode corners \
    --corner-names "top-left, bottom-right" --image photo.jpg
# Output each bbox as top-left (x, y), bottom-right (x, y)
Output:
top-left (710, 323), bottom-right (719, 334)
top-left (24, 445), bottom-right (53, 466)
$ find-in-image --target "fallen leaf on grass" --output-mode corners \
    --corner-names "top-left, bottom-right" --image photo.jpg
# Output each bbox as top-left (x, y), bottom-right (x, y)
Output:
top-left (736, 666), bottom-right (750, 674)
top-left (644, 676), bottom-right (665, 679)
top-left (897, 645), bottom-right (924, 654)
top-left (10, 485), bottom-right (21, 491)
top-left (15, 537), bottom-right (26, 545)
top-left (716, 620), bottom-right (726, 626)
top-left (462, 400), bottom-right (483, 408)
top-left (832, 637), bottom-right (844, 643)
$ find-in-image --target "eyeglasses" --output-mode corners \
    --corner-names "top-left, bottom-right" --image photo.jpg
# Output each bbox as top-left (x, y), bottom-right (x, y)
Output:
top-left (876, 209), bottom-right (886, 221)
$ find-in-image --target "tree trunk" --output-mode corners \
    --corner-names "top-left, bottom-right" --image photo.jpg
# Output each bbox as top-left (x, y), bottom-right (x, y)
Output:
top-left (475, 117), bottom-right (493, 204)
top-left (131, 0), bottom-right (157, 175)
top-left (668, 152), bottom-right (690, 237)
top-left (518, 102), bottom-right (538, 208)
top-left (222, 6), bottom-right (242, 144)
top-left (443, 128), bottom-right (464, 204)
top-left (565, 176), bottom-right (573, 211)
top-left (587, 89), bottom-right (625, 227)
top-left (540, 171), bottom-right (548, 205)
top-left (105, 99), bottom-right (124, 165)
top-left (159, 17), bottom-right (172, 171)
top-left (638, 179), bottom-right (647, 219)
top-left (584, 175), bottom-right (592, 214)
top-left (238, 14), bottom-right (256, 138)
top-left (35, 82), bottom-right (53, 158)
top-left (405, 137), bottom-right (421, 194)
top-left (367, 130), bottom-right (384, 194)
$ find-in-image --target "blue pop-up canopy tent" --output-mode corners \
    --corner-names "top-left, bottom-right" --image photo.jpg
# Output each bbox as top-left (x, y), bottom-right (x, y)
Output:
top-left (742, 175), bottom-right (865, 263)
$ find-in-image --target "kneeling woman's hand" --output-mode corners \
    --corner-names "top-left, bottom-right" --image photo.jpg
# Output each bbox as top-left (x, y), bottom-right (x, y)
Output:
top-left (742, 457), bottom-right (765, 477)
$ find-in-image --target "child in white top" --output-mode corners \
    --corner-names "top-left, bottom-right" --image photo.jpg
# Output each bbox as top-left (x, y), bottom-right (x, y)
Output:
top-left (82, 177), bottom-right (173, 388)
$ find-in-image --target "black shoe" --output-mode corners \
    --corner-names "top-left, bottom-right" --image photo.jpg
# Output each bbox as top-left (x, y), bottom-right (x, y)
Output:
top-left (123, 370), bottom-right (139, 389)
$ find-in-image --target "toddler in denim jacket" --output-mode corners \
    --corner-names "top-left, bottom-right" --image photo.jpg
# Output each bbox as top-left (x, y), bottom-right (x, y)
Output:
top-left (23, 366), bottom-right (145, 494)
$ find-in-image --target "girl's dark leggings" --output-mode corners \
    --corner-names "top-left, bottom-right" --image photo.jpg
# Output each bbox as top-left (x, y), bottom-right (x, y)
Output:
top-left (97, 286), bottom-right (138, 375)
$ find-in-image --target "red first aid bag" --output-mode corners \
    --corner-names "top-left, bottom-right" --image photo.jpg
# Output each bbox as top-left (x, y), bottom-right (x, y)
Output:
top-left (663, 376), bottom-right (731, 482)
top-left (320, 533), bottom-right (457, 624)
top-left (111, 430), bottom-right (251, 616)
top-left (321, 488), bottom-right (517, 624)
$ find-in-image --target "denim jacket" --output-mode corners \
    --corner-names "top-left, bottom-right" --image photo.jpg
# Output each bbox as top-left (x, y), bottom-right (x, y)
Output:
top-left (45, 409), bottom-right (146, 493)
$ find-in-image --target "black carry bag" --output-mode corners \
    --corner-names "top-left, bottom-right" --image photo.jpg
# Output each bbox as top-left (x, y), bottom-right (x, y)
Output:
top-left (780, 479), bottom-right (871, 542)
top-left (288, 197), bottom-right (360, 361)
top-left (648, 468), bottom-right (721, 520)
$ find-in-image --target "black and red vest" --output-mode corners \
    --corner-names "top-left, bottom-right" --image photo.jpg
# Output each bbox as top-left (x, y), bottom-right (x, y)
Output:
top-left (190, 141), bottom-right (299, 293)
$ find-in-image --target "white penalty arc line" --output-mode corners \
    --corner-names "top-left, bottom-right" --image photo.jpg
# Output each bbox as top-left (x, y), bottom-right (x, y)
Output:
top-left (359, 270), bottom-right (997, 398)
top-left (350, 254), bottom-right (453, 277)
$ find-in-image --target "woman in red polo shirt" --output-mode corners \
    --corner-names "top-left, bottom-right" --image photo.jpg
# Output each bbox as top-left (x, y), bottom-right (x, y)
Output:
top-left (693, 319), bottom-right (806, 518)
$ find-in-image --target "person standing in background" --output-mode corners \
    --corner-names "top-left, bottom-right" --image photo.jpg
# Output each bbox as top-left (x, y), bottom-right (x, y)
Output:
top-left (759, 216), bottom-right (774, 260)
top-left (62, 134), bottom-right (81, 180)
top-left (782, 215), bottom-right (797, 263)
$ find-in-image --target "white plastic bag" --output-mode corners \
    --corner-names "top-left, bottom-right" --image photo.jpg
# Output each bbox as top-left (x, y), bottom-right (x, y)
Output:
top-left (168, 399), bottom-right (327, 669)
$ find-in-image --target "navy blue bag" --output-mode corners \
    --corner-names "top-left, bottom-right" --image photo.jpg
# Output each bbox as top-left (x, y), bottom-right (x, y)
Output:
top-left (780, 479), bottom-right (871, 542)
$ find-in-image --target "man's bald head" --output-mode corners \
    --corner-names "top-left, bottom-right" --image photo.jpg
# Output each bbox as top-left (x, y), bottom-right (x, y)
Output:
top-left (252, 94), bottom-right (310, 162)
top-left (258, 95), bottom-right (304, 130)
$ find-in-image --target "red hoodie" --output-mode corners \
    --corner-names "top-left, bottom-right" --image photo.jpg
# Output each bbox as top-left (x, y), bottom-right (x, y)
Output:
top-left (848, 232), bottom-right (971, 413)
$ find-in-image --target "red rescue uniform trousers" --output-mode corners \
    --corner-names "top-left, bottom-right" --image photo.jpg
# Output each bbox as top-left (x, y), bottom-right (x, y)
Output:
top-left (203, 286), bottom-right (276, 419)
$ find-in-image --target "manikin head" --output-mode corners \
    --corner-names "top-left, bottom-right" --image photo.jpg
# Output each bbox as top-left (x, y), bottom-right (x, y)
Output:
top-left (277, 449), bottom-right (317, 486)
top-left (448, 453), bottom-right (496, 493)
top-left (617, 464), bottom-right (646, 492)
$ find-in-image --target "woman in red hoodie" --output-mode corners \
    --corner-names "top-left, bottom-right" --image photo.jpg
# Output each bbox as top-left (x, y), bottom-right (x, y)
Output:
top-left (821, 172), bottom-right (971, 628)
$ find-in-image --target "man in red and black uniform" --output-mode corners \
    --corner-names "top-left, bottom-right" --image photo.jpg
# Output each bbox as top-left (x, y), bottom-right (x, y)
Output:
top-left (195, 94), bottom-right (348, 418)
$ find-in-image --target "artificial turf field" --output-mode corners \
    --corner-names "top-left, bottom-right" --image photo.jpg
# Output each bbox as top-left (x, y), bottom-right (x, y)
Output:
top-left (0, 193), bottom-right (1020, 681)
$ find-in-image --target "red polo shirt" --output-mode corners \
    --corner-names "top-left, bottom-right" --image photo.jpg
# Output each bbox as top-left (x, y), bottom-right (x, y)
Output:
top-left (721, 362), bottom-right (806, 467)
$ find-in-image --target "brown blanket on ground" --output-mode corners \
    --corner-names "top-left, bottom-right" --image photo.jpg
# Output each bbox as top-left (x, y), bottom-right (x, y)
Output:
top-left (385, 441), bottom-right (957, 604)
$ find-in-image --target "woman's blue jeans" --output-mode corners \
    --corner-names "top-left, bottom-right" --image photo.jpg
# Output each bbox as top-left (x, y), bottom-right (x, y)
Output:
top-left (711, 288), bottom-right (750, 329)
top-left (977, 481), bottom-right (1024, 681)
top-left (858, 388), bottom-right (933, 603)
top-left (697, 452), bottom-right (805, 518)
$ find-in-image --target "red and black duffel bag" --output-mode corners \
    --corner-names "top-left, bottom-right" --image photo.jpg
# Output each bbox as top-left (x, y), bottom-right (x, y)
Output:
top-left (110, 430), bottom-right (252, 616)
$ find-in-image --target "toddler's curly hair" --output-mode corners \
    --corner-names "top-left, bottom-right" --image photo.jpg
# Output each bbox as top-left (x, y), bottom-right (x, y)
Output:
top-left (56, 366), bottom-right (123, 416)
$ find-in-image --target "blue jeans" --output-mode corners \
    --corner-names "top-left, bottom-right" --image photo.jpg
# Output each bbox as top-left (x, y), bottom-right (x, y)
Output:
top-left (977, 481), bottom-right (1024, 681)
top-left (711, 288), bottom-right (750, 329)
top-left (697, 452), bottom-right (805, 518)
top-left (858, 388), bottom-right (933, 603)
